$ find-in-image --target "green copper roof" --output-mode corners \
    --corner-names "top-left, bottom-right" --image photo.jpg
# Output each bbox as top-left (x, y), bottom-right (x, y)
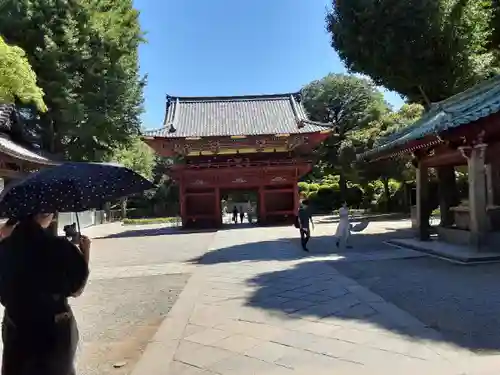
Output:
top-left (358, 75), bottom-right (500, 160)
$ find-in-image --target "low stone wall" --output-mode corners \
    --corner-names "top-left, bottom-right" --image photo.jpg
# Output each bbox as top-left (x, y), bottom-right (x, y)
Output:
top-left (437, 226), bottom-right (472, 246)
top-left (437, 226), bottom-right (500, 250)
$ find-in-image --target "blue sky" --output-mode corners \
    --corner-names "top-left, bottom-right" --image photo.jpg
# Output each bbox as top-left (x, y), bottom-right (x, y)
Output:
top-left (134, 0), bottom-right (404, 129)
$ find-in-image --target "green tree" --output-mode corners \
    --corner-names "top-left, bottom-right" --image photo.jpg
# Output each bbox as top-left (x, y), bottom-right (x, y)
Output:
top-left (0, 0), bottom-right (144, 160)
top-left (327, 0), bottom-right (493, 222)
top-left (109, 136), bottom-right (154, 179)
top-left (327, 0), bottom-right (494, 105)
top-left (109, 136), bottom-right (155, 217)
top-left (0, 36), bottom-right (46, 111)
top-left (301, 73), bottom-right (388, 198)
top-left (355, 103), bottom-right (425, 211)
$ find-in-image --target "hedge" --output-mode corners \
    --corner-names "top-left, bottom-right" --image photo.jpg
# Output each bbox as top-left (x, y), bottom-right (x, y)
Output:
top-left (123, 217), bottom-right (180, 225)
top-left (299, 176), bottom-right (407, 213)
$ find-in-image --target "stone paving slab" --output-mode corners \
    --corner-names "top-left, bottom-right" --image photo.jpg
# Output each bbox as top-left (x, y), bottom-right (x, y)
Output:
top-left (390, 238), bottom-right (500, 264)
top-left (131, 225), bottom-right (500, 374)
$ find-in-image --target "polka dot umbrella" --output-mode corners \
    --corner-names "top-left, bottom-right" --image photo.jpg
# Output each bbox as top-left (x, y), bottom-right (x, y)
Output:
top-left (0, 162), bottom-right (154, 219)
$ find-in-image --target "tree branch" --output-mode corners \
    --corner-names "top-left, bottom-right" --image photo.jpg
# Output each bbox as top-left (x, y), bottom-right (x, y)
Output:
top-left (418, 85), bottom-right (432, 109)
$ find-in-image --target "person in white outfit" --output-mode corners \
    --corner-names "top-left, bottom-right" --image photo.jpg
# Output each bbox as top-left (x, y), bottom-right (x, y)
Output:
top-left (335, 202), bottom-right (352, 249)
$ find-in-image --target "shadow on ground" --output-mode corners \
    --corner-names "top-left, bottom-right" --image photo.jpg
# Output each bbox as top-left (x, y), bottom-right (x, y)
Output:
top-left (188, 229), bottom-right (415, 265)
top-left (96, 227), bottom-right (217, 239)
top-left (193, 227), bottom-right (500, 353)
top-left (332, 257), bottom-right (500, 353)
top-left (246, 258), bottom-right (500, 353)
top-left (315, 213), bottom-right (410, 224)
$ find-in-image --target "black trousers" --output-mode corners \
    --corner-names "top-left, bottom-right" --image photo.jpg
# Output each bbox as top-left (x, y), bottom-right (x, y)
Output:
top-left (2, 312), bottom-right (78, 375)
top-left (300, 228), bottom-right (310, 249)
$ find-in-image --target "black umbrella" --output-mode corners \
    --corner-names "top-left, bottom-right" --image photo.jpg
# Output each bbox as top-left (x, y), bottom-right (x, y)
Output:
top-left (0, 162), bottom-right (154, 219)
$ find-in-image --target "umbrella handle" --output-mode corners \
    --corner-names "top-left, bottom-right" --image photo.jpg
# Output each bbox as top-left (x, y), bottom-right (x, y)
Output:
top-left (76, 213), bottom-right (81, 235)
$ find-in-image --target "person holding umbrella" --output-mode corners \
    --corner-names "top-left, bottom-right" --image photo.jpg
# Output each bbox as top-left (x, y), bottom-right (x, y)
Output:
top-left (0, 162), bottom-right (153, 375)
top-left (0, 218), bottom-right (17, 241)
top-left (0, 212), bottom-right (90, 375)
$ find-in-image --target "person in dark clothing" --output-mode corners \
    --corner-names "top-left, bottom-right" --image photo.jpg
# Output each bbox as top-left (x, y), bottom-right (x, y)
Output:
top-left (232, 206), bottom-right (238, 223)
top-left (0, 213), bottom-right (90, 375)
top-left (298, 199), bottom-right (314, 252)
top-left (0, 219), bottom-right (17, 241)
top-left (239, 207), bottom-right (244, 223)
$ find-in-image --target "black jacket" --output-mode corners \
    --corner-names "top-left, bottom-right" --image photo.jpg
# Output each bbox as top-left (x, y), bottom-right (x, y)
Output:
top-left (0, 220), bottom-right (89, 325)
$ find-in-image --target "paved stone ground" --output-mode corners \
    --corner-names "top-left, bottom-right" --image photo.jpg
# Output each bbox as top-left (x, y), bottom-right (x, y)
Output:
top-left (132, 221), bottom-right (500, 375)
top-left (0, 223), bottom-right (216, 375)
top-left (73, 224), bottom-right (216, 374)
top-left (333, 257), bottom-right (500, 353)
top-left (73, 274), bottom-right (189, 375)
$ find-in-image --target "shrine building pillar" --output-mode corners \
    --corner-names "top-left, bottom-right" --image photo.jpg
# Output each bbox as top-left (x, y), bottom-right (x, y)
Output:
top-left (215, 187), bottom-right (221, 227)
top-left (179, 182), bottom-right (187, 226)
top-left (416, 161), bottom-right (430, 241)
top-left (436, 166), bottom-right (457, 227)
top-left (486, 163), bottom-right (494, 207)
top-left (463, 144), bottom-right (488, 248)
top-left (258, 186), bottom-right (266, 224)
top-left (293, 182), bottom-right (299, 214)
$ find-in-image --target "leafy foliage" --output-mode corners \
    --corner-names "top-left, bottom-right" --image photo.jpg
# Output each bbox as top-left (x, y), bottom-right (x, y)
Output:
top-left (301, 73), bottom-right (387, 132)
top-left (327, 0), bottom-right (494, 104)
top-left (109, 136), bottom-right (155, 180)
top-left (0, 0), bottom-right (144, 160)
top-left (0, 36), bottom-right (46, 111)
top-left (301, 73), bottom-right (388, 198)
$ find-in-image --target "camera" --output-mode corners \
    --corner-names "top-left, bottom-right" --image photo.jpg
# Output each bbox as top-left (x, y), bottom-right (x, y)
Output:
top-left (63, 223), bottom-right (80, 243)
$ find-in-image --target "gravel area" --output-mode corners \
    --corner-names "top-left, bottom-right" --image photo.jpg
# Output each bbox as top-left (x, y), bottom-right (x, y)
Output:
top-left (90, 230), bottom-right (216, 268)
top-left (333, 257), bottom-right (500, 353)
top-left (72, 273), bottom-right (189, 375)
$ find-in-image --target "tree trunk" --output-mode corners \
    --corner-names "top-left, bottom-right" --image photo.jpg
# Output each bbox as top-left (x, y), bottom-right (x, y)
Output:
top-left (104, 202), bottom-right (111, 223)
top-left (120, 197), bottom-right (128, 219)
top-left (437, 166), bottom-right (458, 227)
top-left (383, 177), bottom-right (390, 212)
top-left (339, 172), bottom-right (348, 203)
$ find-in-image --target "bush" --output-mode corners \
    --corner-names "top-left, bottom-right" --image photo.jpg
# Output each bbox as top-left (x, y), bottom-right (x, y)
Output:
top-left (123, 217), bottom-right (179, 225)
top-left (298, 182), bottom-right (309, 193)
top-left (125, 207), bottom-right (153, 219)
top-left (388, 179), bottom-right (401, 195)
top-left (299, 176), bottom-right (408, 213)
top-left (346, 185), bottom-right (364, 208)
top-left (321, 174), bottom-right (340, 185)
top-left (309, 184), bottom-right (342, 212)
top-left (308, 183), bottom-right (320, 192)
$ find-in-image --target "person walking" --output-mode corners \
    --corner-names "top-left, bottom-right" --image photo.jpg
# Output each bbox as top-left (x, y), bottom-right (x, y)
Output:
top-left (239, 206), bottom-right (245, 223)
top-left (298, 199), bottom-right (314, 252)
top-left (232, 206), bottom-right (238, 224)
top-left (335, 202), bottom-right (352, 250)
top-left (247, 206), bottom-right (254, 224)
top-left (0, 213), bottom-right (90, 375)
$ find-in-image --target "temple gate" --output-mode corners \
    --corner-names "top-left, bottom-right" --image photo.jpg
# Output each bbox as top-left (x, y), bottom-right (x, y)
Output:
top-left (143, 93), bottom-right (332, 228)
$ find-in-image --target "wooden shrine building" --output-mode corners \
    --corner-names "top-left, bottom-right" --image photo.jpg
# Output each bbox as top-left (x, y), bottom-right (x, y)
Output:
top-left (0, 104), bottom-right (57, 187)
top-left (358, 75), bottom-right (500, 250)
top-left (143, 93), bottom-right (332, 228)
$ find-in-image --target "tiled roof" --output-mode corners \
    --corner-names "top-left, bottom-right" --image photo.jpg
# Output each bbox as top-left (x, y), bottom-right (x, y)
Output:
top-left (358, 75), bottom-right (500, 160)
top-left (144, 93), bottom-right (332, 138)
top-left (0, 104), bottom-right (58, 165)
